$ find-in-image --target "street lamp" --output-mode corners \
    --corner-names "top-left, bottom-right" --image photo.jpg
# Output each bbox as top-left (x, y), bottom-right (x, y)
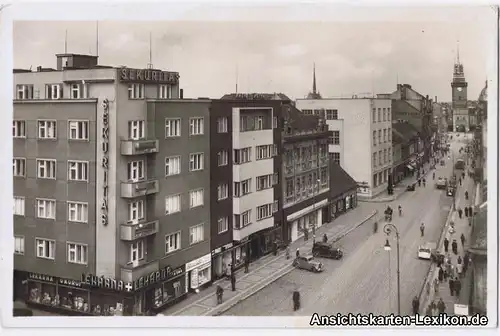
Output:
top-left (383, 223), bottom-right (401, 316)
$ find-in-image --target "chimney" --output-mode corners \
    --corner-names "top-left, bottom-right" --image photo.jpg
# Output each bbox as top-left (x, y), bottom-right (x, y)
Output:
top-left (180, 89), bottom-right (184, 99)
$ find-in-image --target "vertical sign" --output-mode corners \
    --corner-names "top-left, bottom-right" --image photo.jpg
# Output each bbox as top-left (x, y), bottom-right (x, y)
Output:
top-left (101, 99), bottom-right (110, 226)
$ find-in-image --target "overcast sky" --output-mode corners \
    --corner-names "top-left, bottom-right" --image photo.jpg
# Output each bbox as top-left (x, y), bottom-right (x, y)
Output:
top-left (12, 5), bottom-right (495, 101)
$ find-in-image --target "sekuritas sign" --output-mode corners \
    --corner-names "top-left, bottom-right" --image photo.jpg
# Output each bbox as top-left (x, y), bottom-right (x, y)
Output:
top-left (119, 67), bottom-right (179, 84)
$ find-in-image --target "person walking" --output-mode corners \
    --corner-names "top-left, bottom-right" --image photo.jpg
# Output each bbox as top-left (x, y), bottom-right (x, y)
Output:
top-left (457, 262), bottom-right (463, 278)
top-left (322, 234), bottom-right (328, 243)
top-left (304, 229), bottom-right (309, 241)
top-left (434, 278), bottom-right (439, 295)
top-left (437, 298), bottom-right (446, 314)
top-left (292, 290), bottom-right (301, 311)
top-left (448, 277), bottom-right (455, 296)
top-left (460, 233), bottom-right (466, 247)
top-left (272, 240), bottom-right (278, 256)
top-left (438, 267), bottom-right (444, 282)
top-left (468, 206), bottom-right (473, 217)
top-left (426, 281), bottom-right (431, 297)
top-left (458, 208), bottom-right (463, 219)
top-left (465, 207), bottom-right (469, 217)
top-left (455, 278), bottom-right (462, 298)
top-left (244, 256), bottom-right (250, 273)
top-left (425, 303), bottom-right (433, 316)
top-left (457, 255), bottom-right (463, 265)
top-left (285, 245), bottom-right (291, 260)
top-left (230, 273), bottom-right (236, 292)
top-left (216, 285), bottom-right (224, 304)
top-left (412, 296), bottom-right (420, 315)
top-left (444, 237), bottom-right (449, 253)
top-left (452, 239), bottom-right (458, 255)
top-left (420, 223), bottom-right (425, 237)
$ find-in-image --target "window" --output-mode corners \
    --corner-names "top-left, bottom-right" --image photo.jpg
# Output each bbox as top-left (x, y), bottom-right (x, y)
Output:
top-left (256, 174), bottom-right (273, 191)
top-left (273, 116), bottom-right (278, 128)
top-left (70, 84), bottom-right (85, 99)
top-left (67, 243), bottom-right (88, 264)
top-left (14, 236), bottom-right (24, 255)
top-left (13, 158), bottom-right (26, 177)
top-left (373, 174), bottom-right (378, 187)
top-left (13, 120), bottom-right (26, 138)
top-left (217, 217), bottom-right (228, 234)
top-left (68, 202), bottom-right (88, 223)
top-left (330, 152), bottom-right (340, 165)
top-left (384, 149), bottom-right (387, 163)
top-left (128, 120), bottom-right (145, 140)
top-left (36, 238), bottom-right (55, 259)
top-left (234, 210), bottom-right (252, 229)
top-left (383, 129), bottom-right (387, 143)
top-left (129, 240), bottom-right (145, 263)
top-left (165, 156), bottom-right (181, 176)
top-left (217, 183), bottom-right (228, 200)
top-left (68, 120), bottom-right (89, 140)
top-left (165, 194), bottom-right (181, 214)
top-left (387, 108), bottom-right (391, 120)
top-left (234, 178), bottom-right (251, 197)
top-left (127, 160), bottom-right (145, 181)
top-left (217, 151), bottom-right (228, 166)
top-left (378, 130), bottom-right (381, 144)
top-left (326, 109), bottom-right (338, 120)
top-left (128, 83), bottom-right (145, 99)
top-left (13, 197), bottom-right (25, 216)
top-left (378, 151), bottom-right (382, 165)
top-left (45, 84), bottom-right (62, 99)
top-left (159, 84), bottom-right (173, 99)
top-left (189, 153), bottom-right (204, 171)
top-left (217, 117), bottom-right (228, 133)
top-left (37, 120), bottom-right (57, 139)
top-left (373, 131), bottom-right (376, 146)
top-left (165, 231), bottom-right (181, 254)
top-left (189, 189), bottom-right (204, 208)
top-left (273, 200), bottom-right (279, 213)
top-left (189, 117), bottom-right (204, 135)
top-left (240, 115), bottom-right (267, 132)
top-left (36, 199), bottom-right (56, 219)
top-left (189, 224), bottom-right (204, 245)
top-left (165, 118), bottom-right (181, 137)
top-left (302, 109), bottom-right (313, 115)
top-left (382, 108), bottom-right (386, 121)
top-left (234, 147), bottom-right (252, 164)
top-left (332, 131), bottom-right (340, 145)
top-left (16, 84), bottom-right (33, 100)
top-left (256, 145), bottom-right (276, 160)
top-left (372, 108), bottom-right (376, 122)
top-left (257, 203), bottom-right (273, 221)
top-left (68, 161), bottom-right (88, 181)
top-left (388, 130), bottom-right (391, 142)
top-left (373, 152), bottom-right (377, 167)
top-left (128, 200), bottom-right (144, 222)
top-left (377, 108), bottom-right (381, 122)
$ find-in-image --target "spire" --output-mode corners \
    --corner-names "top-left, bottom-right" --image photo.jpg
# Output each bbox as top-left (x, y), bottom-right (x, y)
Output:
top-left (312, 63), bottom-right (317, 94)
top-left (456, 40), bottom-right (460, 64)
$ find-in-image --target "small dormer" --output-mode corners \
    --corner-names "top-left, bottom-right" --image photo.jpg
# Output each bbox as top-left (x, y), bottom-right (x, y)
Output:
top-left (56, 53), bottom-right (98, 70)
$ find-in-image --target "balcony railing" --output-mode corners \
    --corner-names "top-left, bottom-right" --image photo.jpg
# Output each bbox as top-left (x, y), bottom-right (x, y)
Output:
top-left (120, 220), bottom-right (159, 241)
top-left (121, 179), bottom-right (159, 198)
top-left (121, 139), bottom-right (159, 156)
top-left (120, 259), bottom-right (160, 283)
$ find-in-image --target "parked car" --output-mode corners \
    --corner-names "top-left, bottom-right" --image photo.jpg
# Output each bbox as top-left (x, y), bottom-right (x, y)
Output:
top-left (312, 242), bottom-right (343, 259)
top-left (292, 255), bottom-right (324, 273)
top-left (406, 183), bottom-right (416, 191)
top-left (435, 177), bottom-right (446, 190)
top-left (418, 242), bottom-right (437, 260)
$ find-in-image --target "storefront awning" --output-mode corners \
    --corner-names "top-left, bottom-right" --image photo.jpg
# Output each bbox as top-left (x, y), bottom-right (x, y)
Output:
top-left (407, 165), bottom-right (414, 170)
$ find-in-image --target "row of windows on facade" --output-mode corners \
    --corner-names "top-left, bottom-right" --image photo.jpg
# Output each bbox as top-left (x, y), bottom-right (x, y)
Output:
top-left (15, 83), bottom-right (175, 100)
top-left (14, 222), bottom-right (204, 265)
top-left (372, 107), bottom-right (392, 123)
top-left (372, 168), bottom-right (391, 188)
top-left (301, 109), bottom-right (339, 120)
top-left (283, 170), bottom-right (329, 206)
top-left (372, 128), bottom-right (392, 146)
top-left (13, 159), bottom-right (89, 181)
top-left (283, 144), bottom-right (329, 165)
top-left (234, 201), bottom-right (279, 230)
top-left (372, 148), bottom-right (392, 168)
top-left (329, 152), bottom-right (340, 165)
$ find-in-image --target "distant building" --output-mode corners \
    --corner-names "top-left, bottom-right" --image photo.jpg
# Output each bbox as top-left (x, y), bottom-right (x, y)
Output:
top-left (450, 48), bottom-right (470, 132)
top-left (305, 64), bottom-right (322, 99)
top-left (391, 121), bottom-right (422, 185)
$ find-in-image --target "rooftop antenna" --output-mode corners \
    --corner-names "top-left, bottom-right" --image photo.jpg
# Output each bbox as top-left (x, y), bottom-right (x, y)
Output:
top-left (64, 30), bottom-right (68, 53)
top-left (456, 40), bottom-right (460, 64)
top-left (96, 21), bottom-right (99, 59)
top-left (147, 32), bottom-right (153, 69)
top-left (371, 70), bottom-right (374, 98)
top-left (235, 63), bottom-right (239, 94)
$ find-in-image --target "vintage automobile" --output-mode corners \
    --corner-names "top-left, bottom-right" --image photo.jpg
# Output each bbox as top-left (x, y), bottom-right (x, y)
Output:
top-left (312, 242), bottom-right (343, 259)
top-left (440, 159), bottom-right (445, 166)
top-left (454, 159), bottom-right (465, 170)
top-left (406, 183), bottom-right (416, 191)
top-left (418, 242), bottom-right (438, 260)
top-left (292, 255), bottom-right (324, 273)
top-left (435, 177), bottom-right (447, 190)
top-left (447, 186), bottom-right (455, 196)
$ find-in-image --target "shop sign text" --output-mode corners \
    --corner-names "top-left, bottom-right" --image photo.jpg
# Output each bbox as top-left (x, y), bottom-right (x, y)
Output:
top-left (119, 67), bottom-right (179, 84)
top-left (29, 273), bottom-right (56, 283)
top-left (101, 98), bottom-right (110, 226)
top-left (133, 266), bottom-right (184, 291)
top-left (81, 273), bottom-right (133, 292)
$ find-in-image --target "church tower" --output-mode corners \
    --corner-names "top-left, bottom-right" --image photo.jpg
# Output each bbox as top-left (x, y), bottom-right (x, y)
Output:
top-left (306, 63), bottom-right (322, 99)
top-left (450, 42), bottom-right (469, 131)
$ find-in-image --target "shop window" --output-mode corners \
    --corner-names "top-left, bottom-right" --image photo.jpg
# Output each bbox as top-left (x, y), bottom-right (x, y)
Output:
top-left (151, 277), bottom-right (186, 309)
top-left (58, 285), bottom-right (90, 313)
top-left (28, 281), bottom-right (56, 305)
top-left (90, 292), bottom-right (124, 316)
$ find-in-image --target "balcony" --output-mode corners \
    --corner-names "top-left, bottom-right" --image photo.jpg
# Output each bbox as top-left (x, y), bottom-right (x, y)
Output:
top-left (120, 259), bottom-right (160, 283)
top-left (121, 139), bottom-right (159, 156)
top-left (121, 179), bottom-right (159, 198)
top-left (120, 220), bottom-right (159, 241)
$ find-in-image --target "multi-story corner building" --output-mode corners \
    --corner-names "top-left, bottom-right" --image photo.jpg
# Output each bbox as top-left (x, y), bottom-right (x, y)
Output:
top-left (13, 53), bottom-right (211, 316)
top-left (295, 97), bottom-right (393, 198)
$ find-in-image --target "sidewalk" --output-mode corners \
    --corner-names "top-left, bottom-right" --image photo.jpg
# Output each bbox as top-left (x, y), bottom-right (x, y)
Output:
top-left (161, 203), bottom-right (380, 316)
top-left (419, 171), bottom-right (476, 315)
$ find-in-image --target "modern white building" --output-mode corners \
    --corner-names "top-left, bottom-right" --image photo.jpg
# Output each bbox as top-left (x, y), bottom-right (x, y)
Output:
top-left (295, 97), bottom-right (393, 198)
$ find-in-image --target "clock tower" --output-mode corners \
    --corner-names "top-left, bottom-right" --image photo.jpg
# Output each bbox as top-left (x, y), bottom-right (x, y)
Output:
top-left (451, 43), bottom-right (469, 131)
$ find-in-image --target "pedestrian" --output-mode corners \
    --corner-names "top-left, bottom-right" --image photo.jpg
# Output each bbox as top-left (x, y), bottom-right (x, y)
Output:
top-left (444, 237), bottom-right (449, 253)
top-left (412, 296), bottom-right (420, 315)
top-left (460, 233), bottom-right (466, 247)
top-left (426, 281), bottom-right (431, 296)
top-left (468, 206), bottom-right (473, 217)
top-left (216, 285), bottom-right (224, 304)
top-left (226, 264), bottom-right (231, 279)
top-left (420, 223), bottom-right (425, 237)
top-left (431, 301), bottom-right (439, 316)
top-left (434, 278), bottom-right (439, 295)
top-left (448, 278), bottom-right (455, 296)
top-left (459, 178), bottom-right (462, 186)
top-left (272, 240), bottom-right (278, 256)
top-left (438, 267), bottom-right (444, 282)
top-left (452, 239), bottom-right (458, 255)
top-left (465, 207), bottom-right (469, 217)
top-left (292, 290), bottom-right (301, 311)
top-left (323, 234), bottom-right (328, 243)
top-left (455, 278), bottom-right (462, 297)
top-left (457, 262), bottom-right (463, 278)
top-left (458, 208), bottom-right (463, 219)
top-left (313, 234), bottom-right (316, 243)
top-left (457, 255), bottom-right (462, 265)
top-left (230, 273), bottom-right (236, 291)
top-left (304, 229), bottom-right (308, 241)
top-left (244, 256), bottom-right (250, 273)
top-left (285, 245), bottom-right (291, 260)
top-left (296, 248), bottom-right (300, 258)
top-left (437, 298), bottom-right (446, 314)
top-left (425, 303), bottom-right (433, 316)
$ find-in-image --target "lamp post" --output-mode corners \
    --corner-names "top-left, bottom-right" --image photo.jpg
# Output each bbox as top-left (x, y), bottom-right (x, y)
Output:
top-left (383, 223), bottom-right (401, 316)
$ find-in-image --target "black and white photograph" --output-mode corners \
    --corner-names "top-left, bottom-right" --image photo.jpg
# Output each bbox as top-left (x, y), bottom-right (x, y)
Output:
top-left (1, 1), bottom-right (498, 331)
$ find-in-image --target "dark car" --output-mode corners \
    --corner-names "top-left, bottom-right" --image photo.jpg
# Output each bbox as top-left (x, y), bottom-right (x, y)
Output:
top-left (406, 183), bottom-right (416, 191)
top-left (312, 242), bottom-right (343, 259)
